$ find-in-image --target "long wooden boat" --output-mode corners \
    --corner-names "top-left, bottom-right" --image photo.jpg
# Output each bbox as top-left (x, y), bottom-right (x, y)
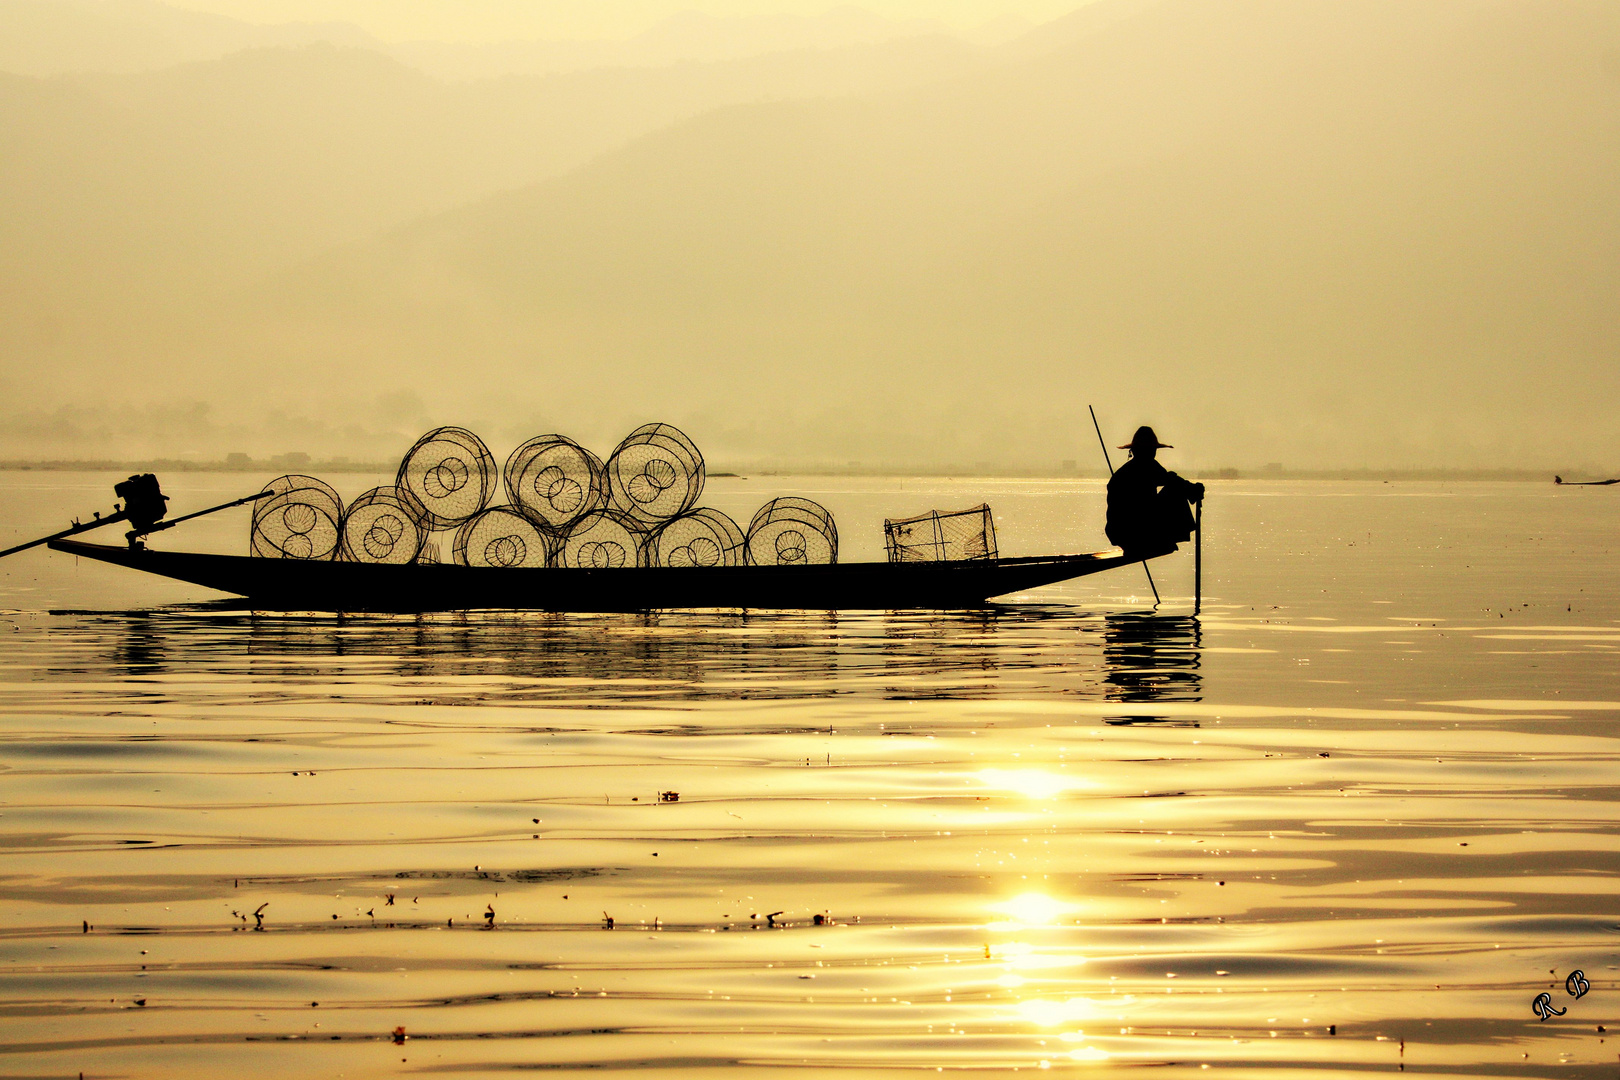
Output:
top-left (48, 538), bottom-right (1172, 612)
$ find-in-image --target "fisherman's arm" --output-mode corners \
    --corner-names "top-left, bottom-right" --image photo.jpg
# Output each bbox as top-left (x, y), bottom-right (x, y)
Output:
top-left (1163, 470), bottom-right (1205, 503)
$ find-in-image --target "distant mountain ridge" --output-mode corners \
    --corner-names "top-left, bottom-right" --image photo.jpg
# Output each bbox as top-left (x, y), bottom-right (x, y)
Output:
top-left (238, 0), bottom-right (1620, 469)
top-left (393, 8), bottom-right (994, 81)
top-left (0, 0), bottom-right (1008, 79)
top-left (0, 34), bottom-right (982, 354)
top-left (2, 0), bottom-right (1616, 470)
top-left (0, 0), bottom-right (379, 74)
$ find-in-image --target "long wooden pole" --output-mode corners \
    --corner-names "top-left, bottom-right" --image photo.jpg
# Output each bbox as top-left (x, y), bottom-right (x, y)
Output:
top-left (1088, 405), bottom-right (1160, 607)
top-left (137, 490), bottom-right (273, 536)
top-left (1194, 498), bottom-right (1202, 616)
top-left (0, 510), bottom-right (128, 560)
top-left (0, 490), bottom-right (272, 561)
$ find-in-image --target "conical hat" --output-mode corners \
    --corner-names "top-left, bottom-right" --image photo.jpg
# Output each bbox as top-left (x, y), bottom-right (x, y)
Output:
top-left (1118, 425), bottom-right (1173, 450)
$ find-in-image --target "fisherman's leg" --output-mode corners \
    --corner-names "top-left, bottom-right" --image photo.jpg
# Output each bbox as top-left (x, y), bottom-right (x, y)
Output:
top-left (1107, 522), bottom-right (1149, 553)
top-left (1151, 488), bottom-right (1195, 545)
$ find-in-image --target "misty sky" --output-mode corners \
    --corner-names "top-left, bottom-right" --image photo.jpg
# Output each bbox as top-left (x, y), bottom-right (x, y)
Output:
top-left (1, 0), bottom-right (1615, 472)
top-left (165, 1), bottom-right (1082, 39)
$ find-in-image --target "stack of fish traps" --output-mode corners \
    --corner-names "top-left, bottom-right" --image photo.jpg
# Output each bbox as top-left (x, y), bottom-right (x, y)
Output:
top-left (248, 423), bottom-right (840, 572)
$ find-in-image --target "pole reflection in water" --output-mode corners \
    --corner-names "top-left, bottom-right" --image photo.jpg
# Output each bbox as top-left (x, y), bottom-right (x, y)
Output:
top-left (111, 611), bottom-right (167, 676)
top-left (1100, 613), bottom-right (1202, 724)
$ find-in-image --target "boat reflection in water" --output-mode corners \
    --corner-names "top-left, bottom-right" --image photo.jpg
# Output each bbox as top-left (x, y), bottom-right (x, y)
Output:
top-left (63, 602), bottom-right (1202, 710)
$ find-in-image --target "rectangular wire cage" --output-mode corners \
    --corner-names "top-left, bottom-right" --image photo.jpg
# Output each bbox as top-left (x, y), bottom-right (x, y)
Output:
top-left (883, 504), bottom-right (998, 563)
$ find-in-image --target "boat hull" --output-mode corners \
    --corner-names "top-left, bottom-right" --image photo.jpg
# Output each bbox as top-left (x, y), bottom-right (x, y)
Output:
top-left (47, 539), bottom-right (1169, 612)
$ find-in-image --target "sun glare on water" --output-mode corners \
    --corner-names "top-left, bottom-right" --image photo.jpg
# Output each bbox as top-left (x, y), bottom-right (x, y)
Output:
top-left (1017, 997), bottom-right (1098, 1026)
top-left (976, 768), bottom-right (1092, 799)
top-left (1011, 1001), bottom-right (1112, 1062)
top-left (989, 891), bottom-right (1075, 928)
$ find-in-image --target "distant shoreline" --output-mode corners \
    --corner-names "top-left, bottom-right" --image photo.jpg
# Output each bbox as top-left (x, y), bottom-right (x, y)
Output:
top-left (0, 461), bottom-right (1582, 482)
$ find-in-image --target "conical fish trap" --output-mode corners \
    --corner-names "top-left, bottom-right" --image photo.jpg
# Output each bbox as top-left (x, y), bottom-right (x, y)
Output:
top-left (397, 427), bottom-right (498, 530)
top-left (649, 508), bottom-right (745, 568)
top-left (883, 504), bottom-right (998, 563)
top-left (606, 423), bottom-right (704, 525)
top-left (746, 497), bottom-right (837, 566)
top-left (250, 474), bottom-right (342, 560)
top-left (559, 509), bottom-right (647, 569)
top-left (339, 486), bottom-right (430, 565)
top-left (504, 435), bottom-right (606, 530)
top-left (453, 507), bottom-right (556, 569)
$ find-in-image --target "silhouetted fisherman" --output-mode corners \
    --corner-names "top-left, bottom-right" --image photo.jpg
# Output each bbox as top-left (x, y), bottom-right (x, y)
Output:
top-left (1105, 427), bottom-right (1203, 553)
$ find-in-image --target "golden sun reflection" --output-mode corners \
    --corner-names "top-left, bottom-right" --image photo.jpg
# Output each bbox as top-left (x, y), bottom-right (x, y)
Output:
top-left (976, 768), bottom-right (1091, 799)
top-left (988, 940), bottom-right (1081, 971)
top-left (1065, 1045), bottom-right (1111, 1062)
top-left (987, 890), bottom-right (1110, 1064)
top-left (989, 891), bottom-right (1074, 928)
top-left (1017, 997), bottom-right (1097, 1026)
top-left (1011, 1000), bottom-right (1112, 1062)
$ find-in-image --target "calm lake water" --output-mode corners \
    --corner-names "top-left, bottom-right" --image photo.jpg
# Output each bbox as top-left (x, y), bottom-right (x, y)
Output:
top-left (0, 472), bottom-right (1617, 1078)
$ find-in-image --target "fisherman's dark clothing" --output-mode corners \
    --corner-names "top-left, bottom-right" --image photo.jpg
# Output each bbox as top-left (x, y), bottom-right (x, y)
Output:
top-left (1106, 456), bottom-right (1198, 552)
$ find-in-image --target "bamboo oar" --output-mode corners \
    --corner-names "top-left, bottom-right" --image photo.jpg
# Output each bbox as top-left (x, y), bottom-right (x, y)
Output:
top-left (0, 508), bottom-right (129, 560)
top-left (0, 489), bottom-right (272, 561)
top-left (134, 490), bottom-right (274, 537)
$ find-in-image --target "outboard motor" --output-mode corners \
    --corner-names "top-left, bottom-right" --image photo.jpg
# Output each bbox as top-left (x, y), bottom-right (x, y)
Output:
top-left (1, 473), bottom-right (269, 562)
top-left (114, 473), bottom-right (169, 543)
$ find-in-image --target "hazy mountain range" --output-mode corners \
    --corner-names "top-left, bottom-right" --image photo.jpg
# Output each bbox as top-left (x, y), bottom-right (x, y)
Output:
top-left (0, 0), bottom-right (1022, 77)
top-left (1, 0), bottom-right (1616, 472)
